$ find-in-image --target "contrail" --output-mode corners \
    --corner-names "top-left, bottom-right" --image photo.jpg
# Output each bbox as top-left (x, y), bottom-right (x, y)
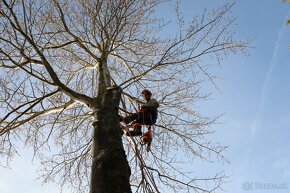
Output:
top-left (234, 13), bottom-right (289, 193)
top-left (241, 11), bottom-right (289, 174)
top-left (228, 11), bottom-right (290, 193)
top-left (250, 25), bottom-right (284, 139)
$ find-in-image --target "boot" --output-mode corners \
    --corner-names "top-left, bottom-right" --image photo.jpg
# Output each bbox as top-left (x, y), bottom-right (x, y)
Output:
top-left (126, 123), bottom-right (142, 136)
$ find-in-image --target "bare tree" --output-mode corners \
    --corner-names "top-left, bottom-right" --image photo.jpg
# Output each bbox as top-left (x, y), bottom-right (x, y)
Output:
top-left (0, 0), bottom-right (248, 193)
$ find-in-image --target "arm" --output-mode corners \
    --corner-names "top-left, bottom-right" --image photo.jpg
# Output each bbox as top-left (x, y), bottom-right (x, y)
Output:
top-left (141, 99), bottom-right (159, 110)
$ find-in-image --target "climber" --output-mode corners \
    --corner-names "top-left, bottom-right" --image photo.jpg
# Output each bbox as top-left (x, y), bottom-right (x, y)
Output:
top-left (120, 89), bottom-right (159, 139)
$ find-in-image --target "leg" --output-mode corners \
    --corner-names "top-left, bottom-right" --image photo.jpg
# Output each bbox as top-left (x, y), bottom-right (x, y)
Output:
top-left (125, 121), bottom-right (143, 137)
top-left (127, 112), bottom-right (146, 136)
top-left (121, 111), bottom-right (145, 137)
top-left (120, 112), bottom-right (139, 124)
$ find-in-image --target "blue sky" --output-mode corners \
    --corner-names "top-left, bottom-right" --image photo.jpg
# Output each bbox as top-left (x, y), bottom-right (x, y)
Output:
top-left (1, 1), bottom-right (290, 193)
top-left (198, 1), bottom-right (290, 193)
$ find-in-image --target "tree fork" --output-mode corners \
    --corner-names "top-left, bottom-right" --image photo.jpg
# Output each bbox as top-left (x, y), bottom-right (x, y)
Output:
top-left (90, 86), bottom-right (132, 193)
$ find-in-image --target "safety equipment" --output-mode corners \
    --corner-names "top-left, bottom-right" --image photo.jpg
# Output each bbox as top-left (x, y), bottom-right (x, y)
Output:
top-left (141, 89), bottom-right (152, 96)
top-left (141, 127), bottom-right (152, 145)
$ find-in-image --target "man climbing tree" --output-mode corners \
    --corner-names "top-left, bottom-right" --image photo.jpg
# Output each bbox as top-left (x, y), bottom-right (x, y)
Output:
top-left (120, 89), bottom-right (159, 152)
top-left (0, 0), bottom-right (248, 193)
top-left (120, 89), bottom-right (159, 136)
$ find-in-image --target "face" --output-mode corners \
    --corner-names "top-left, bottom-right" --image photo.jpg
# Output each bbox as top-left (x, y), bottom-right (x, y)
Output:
top-left (142, 94), bottom-right (151, 101)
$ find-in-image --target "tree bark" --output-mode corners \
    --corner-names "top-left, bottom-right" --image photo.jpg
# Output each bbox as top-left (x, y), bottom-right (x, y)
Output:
top-left (89, 86), bottom-right (132, 193)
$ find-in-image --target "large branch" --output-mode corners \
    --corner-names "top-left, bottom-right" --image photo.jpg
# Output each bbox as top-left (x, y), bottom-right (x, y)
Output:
top-left (0, 98), bottom-right (76, 136)
top-left (1, 0), bottom-right (93, 106)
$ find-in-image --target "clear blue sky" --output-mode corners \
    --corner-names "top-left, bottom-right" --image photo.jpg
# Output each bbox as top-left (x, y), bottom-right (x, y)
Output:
top-left (1, 1), bottom-right (290, 193)
top-left (194, 1), bottom-right (290, 193)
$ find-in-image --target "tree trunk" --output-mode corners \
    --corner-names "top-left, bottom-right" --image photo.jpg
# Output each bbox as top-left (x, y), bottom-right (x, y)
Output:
top-left (89, 86), bottom-right (132, 193)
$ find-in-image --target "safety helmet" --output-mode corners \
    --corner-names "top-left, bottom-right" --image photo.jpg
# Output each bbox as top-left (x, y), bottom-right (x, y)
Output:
top-left (141, 89), bottom-right (152, 96)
